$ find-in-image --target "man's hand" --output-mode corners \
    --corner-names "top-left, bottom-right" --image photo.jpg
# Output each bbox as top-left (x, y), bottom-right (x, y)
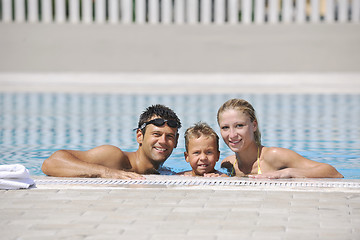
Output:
top-left (103, 168), bottom-right (145, 180)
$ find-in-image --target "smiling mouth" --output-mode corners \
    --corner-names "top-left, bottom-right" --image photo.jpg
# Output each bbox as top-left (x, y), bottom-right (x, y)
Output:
top-left (154, 147), bottom-right (167, 152)
top-left (229, 139), bottom-right (241, 145)
top-left (198, 164), bottom-right (209, 168)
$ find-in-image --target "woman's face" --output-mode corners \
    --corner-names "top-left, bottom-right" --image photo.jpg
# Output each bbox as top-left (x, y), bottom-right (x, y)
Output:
top-left (218, 109), bottom-right (257, 153)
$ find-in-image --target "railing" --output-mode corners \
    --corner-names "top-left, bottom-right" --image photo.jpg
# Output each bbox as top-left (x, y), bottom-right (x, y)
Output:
top-left (0, 0), bottom-right (359, 24)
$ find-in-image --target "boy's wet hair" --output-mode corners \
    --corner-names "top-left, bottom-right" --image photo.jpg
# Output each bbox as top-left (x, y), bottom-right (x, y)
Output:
top-left (184, 122), bottom-right (219, 152)
top-left (217, 98), bottom-right (261, 146)
top-left (137, 104), bottom-right (181, 134)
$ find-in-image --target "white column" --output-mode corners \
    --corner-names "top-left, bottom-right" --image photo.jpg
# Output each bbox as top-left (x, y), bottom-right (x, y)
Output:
top-left (201, 0), bottom-right (211, 24)
top-left (228, 0), bottom-right (238, 24)
top-left (282, 0), bottom-right (293, 23)
top-left (2, 0), bottom-right (12, 22)
top-left (214, 0), bottom-right (225, 24)
top-left (136, 0), bottom-right (146, 24)
top-left (42, 0), bottom-right (53, 23)
top-left (69, 0), bottom-right (80, 23)
top-left (338, 0), bottom-right (349, 23)
top-left (82, 0), bottom-right (92, 23)
top-left (55, 0), bottom-right (66, 23)
top-left (95, 0), bottom-right (106, 24)
top-left (15, 0), bottom-right (25, 22)
top-left (149, 0), bottom-right (159, 24)
top-left (352, 0), bottom-right (360, 23)
top-left (121, 0), bottom-right (132, 24)
top-left (325, 0), bottom-right (335, 23)
top-left (109, 0), bottom-right (119, 24)
top-left (28, 0), bottom-right (39, 23)
top-left (162, 0), bottom-right (172, 24)
top-left (310, 0), bottom-right (320, 23)
top-left (254, 0), bottom-right (265, 24)
top-left (268, 0), bottom-right (279, 24)
top-left (241, 0), bottom-right (252, 24)
top-left (174, 0), bottom-right (185, 24)
top-left (187, 0), bottom-right (198, 24)
top-left (295, 0), bottom-right (306, 24)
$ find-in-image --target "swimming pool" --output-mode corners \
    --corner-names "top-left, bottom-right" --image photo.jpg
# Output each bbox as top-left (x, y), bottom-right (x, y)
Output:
top-left (0, 92), bottom-right (359, 178)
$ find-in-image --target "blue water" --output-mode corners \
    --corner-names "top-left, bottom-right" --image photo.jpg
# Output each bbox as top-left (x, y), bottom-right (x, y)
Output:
top-left (0, 93), bottom-right (359, 178)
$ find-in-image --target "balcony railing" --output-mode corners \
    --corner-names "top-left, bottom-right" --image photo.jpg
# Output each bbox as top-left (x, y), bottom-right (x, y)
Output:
top-left (0, 0), bottom-right (359, 24)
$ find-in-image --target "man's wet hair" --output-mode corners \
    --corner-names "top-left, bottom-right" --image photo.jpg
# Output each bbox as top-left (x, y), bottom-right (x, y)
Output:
top-left (137, 104), bottom-right (181, 134)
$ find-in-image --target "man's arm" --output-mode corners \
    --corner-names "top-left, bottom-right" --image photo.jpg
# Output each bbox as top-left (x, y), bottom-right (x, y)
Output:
top-left (41, 145), bottom-right (143, 179)
top-left (250, 147), bottom-right (343, 179)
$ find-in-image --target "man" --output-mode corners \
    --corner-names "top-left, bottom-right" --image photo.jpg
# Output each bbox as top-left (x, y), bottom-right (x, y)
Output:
top-left (41, 104), bottom-right (181, 179)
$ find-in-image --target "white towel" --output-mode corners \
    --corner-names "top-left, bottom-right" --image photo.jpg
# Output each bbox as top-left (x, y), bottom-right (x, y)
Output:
top-left (0, 164), bottom-right (35, 190)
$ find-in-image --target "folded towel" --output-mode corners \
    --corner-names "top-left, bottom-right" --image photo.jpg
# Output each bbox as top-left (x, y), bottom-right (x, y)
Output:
top-left (0, 164), bottom-right (35, 190)
top-left (0, 178), bottom-right (35, 190)
top-left (0, 164), bottom-right (31, 179)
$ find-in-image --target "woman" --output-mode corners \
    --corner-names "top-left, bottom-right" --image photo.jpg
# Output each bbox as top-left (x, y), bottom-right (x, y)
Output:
top-left (217, 98), bottom-right (343, 178)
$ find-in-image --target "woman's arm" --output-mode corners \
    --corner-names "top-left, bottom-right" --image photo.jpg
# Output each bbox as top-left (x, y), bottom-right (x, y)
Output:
top-left (249, 147), bottom-right (343, 179)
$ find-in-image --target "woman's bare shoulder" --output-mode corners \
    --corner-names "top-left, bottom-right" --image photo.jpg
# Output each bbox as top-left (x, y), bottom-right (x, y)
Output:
top-left (262, 146), bottom-right (303, 168)
top-left (263, 146), bottom-right (299, 158)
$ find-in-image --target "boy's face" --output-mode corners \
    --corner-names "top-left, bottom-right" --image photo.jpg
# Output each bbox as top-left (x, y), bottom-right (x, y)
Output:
top-left (184, 135), bottom-right (220, 176)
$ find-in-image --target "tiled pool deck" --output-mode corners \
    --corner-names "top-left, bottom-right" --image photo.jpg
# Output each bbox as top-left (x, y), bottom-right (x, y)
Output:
top-left (1, 23), bottom-right (360, 239)
top-left (1, 176), bottom-right (360, 240)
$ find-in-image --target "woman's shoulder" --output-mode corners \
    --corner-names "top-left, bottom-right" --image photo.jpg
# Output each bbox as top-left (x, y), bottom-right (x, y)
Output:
top-left (262, 146), bottom-right (299, 167)
top-left (263, 146), bottom-right (296, 157)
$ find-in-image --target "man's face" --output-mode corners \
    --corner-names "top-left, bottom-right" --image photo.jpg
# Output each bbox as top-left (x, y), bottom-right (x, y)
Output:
top-left (137, 118), bottom-right (178, 165)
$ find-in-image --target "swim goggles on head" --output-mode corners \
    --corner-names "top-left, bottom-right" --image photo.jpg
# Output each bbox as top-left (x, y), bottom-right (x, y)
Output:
top-left (138, 118), bottom-right (179, 130)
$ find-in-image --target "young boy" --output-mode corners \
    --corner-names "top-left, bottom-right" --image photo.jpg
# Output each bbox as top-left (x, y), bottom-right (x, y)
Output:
top-left (177, 122), bottom-right (227, 177)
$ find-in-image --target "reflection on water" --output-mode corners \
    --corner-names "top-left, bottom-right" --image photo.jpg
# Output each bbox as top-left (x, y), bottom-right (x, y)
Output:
top-left (0, 93), bottom-right (359, 178)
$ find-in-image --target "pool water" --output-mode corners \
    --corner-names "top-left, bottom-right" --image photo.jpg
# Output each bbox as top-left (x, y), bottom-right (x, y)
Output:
top-left (0, 93), bottom-right (359, 178)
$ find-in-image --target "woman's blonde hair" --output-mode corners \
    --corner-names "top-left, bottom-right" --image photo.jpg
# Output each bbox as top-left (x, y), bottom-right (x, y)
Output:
top-left (217, 99), bottom-right (261, 146)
